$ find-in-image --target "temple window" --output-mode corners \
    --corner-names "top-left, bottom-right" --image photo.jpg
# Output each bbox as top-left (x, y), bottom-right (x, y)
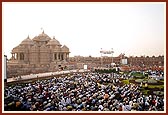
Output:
top-left (20, 53), bottom-right (24, 60)
top-left (58, 53), bottom-right (61, 60)
top-left (54, 53), bottom-right (57, 60)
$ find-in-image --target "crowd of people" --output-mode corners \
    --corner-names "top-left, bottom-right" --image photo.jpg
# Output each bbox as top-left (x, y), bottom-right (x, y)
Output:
top-left (4, 72), bottom-right (164, 111)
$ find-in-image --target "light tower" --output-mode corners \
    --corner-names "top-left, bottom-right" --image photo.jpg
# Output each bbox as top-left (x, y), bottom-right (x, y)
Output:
top-left (111, 48), bottom-right (114, 67)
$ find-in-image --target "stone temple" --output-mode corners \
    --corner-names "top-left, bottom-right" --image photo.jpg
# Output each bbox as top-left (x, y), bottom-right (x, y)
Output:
top-left (7, 31), bottom-right (70, 77)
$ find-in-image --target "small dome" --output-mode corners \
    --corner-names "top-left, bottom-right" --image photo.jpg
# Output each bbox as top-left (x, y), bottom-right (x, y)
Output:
top-left (32, 31), bottom-right (51, 42)
top-left (61, 45), bottom-right (69, 52)
top-left (12, 45), bottom-right (26, 52)
top-left (20, 36), bottom-right (34, 45)
top-left (47, 37), bottom-right (61, 46)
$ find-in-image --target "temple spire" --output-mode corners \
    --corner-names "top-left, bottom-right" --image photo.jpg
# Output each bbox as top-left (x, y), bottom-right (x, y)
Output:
top-left (41, 27), bottom-right (44, 34)
top-left (27, 35), bottom-right (30, 39)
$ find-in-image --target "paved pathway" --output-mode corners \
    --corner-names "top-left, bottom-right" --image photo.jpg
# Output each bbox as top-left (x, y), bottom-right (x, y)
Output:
top-left (7, 69), bottom-right (90, 83)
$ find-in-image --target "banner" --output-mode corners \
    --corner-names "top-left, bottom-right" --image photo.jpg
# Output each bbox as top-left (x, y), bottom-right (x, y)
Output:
top-left (100, 50), bottom-right (114, 54)
top-left (121, 59), bottom-right (128, 65)
top-left (84, 65), bottom-right (87, 70)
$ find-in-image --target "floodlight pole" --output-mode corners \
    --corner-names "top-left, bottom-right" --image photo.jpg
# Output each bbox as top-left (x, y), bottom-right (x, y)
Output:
top-left (100, 48), bottom-right (103, 68)
top-left (111, 48), bottom-right (114, 67)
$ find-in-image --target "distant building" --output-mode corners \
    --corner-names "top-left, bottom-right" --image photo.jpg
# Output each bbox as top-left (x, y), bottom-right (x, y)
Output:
top-left (69, 55), bottom-right (164, 71)
top-left (127, 55), bottom-right (164, 67)
top-left (7, 31), bottom-right (70, 77)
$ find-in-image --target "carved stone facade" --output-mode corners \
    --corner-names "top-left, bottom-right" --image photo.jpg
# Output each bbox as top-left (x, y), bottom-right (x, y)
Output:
top-left (7, 31), bottom-right (70, 77)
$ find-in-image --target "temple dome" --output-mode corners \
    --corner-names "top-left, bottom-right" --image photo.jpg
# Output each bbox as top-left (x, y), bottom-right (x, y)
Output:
top-left (47, 37), bottom-right (61, 46)
top-left (61, 45), bottom-right (69, 52)
top-left (33, 31), bottom-right (51, 42)
top-left (12, 45), bottom-right (26, 52)
top-left (20, 36), bottom-right (34, 45)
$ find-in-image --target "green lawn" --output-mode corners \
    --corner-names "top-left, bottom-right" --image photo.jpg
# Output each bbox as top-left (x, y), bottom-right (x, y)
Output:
top-left (122, 79), bottom-right (130, 84)
top-left (147, 85), bottom-right (164, 89)
top-left (159, 79), bottom-right (164, 83)
top-left (142, 89), bottom-right (150, 95)
top-left (131, 72), bottom-right (144, 77)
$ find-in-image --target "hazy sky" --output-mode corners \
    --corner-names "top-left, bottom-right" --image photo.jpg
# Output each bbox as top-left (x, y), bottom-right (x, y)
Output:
top-left (2, 2), bottom-right (166, 58)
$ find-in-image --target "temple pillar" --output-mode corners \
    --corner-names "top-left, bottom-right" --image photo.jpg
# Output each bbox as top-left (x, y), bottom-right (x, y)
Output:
top-left (18, 53), bottom-right (20, 60)
top-left (12, 53), bottom-right (14, 59)
top-left (15, 53), bottom-right (16, 60)
top-left (61, 53), bottom-right (63, 60)
top-left (54, 53), bottom-right (57, 61)
top-left (60, 53), bottom-right (62, 60)
top-left (13, 53), bottom-right (15, 59)
top-left (57, 53), bottom-right (59, 60)
top-left (63, 53), bottom-right (66, 60)
top-left (15, 53), bottom-right (18, 60)
top-left (60, 53), bottom-right (63, 60)
top-left (67, 54), bottom-right (69, 61)
top-left (66, 53), bottom-right (68, 61)
top-left (53, 53), bottom-right (55, 61)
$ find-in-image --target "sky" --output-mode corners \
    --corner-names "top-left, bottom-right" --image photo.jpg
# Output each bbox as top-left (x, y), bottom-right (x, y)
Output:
top-left (2, 2), bottom-right (166, 58)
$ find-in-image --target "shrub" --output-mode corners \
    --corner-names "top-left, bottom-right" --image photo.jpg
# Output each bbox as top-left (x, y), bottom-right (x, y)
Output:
top-left (147, 79), bottom-right (157, 84)
top-left (142, 90), bottom-right (149, 95)
top-left (148, 85), bottom-right (164, 89)
top-left (135, 79), bottom-right (144, 83)
top-left (153, 91), bottom-right (164, 95)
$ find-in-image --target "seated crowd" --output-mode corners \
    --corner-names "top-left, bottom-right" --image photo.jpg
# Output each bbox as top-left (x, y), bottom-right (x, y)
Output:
top-left (4, 72), bottom-right (164, 111)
